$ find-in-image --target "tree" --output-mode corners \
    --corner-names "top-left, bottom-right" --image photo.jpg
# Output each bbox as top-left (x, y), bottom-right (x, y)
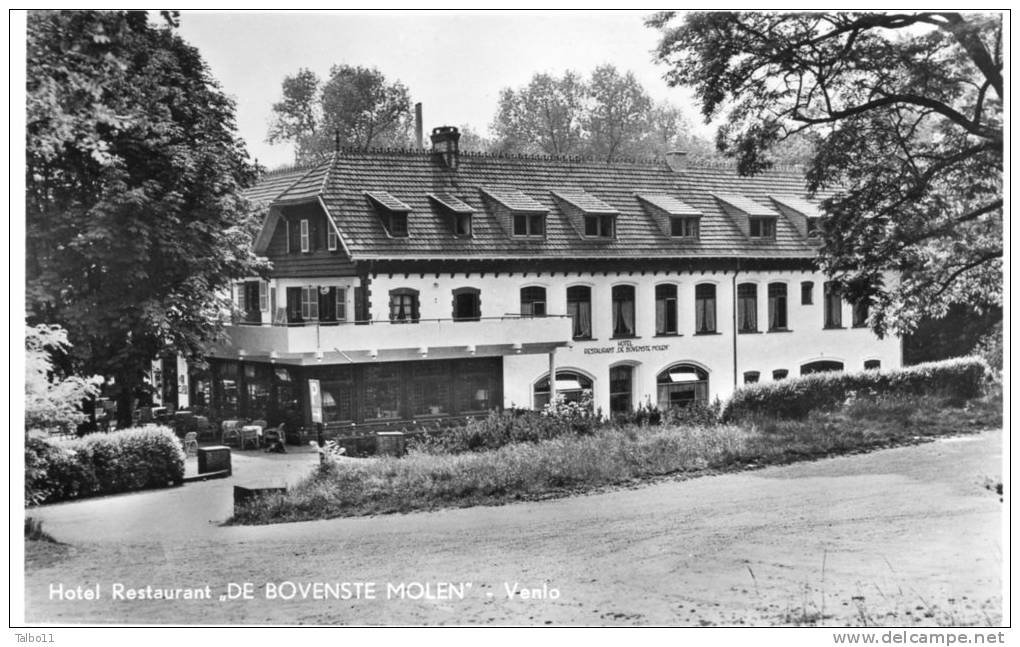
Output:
top-left (492, 71), bottom-right (587, 156)
top-left (585, 65), bottom-right (652, 161)
top-left (648, 12), bottom-right (1003, 335)
top-left (268, 64), bottom-right (414, 162)
top-left (456, 124), bottom-right (495, 153)
top-left (26, 10), bottom-right (263, 426)
top-left (25, 324), bottom-right (102, 435)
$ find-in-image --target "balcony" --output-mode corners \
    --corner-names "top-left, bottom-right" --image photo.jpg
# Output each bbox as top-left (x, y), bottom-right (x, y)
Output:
top-left (214, 316), bottom-right (574, 365)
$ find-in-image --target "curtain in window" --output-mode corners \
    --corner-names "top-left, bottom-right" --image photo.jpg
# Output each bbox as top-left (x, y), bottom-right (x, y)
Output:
top-left (737, 284), bottom-right (757, 332)
top-left (612, 286), bottom-right (635, 336)
top-left (695, 285), bottom-right (716, 333)
top-left (824, 283), bottom-right (842, 327)
top-left (768, 284), bottom-right (787, 330)
top-left (655, 299), bottom-right (666, 334)
top-left (567, 287), bottom-right (591, 338)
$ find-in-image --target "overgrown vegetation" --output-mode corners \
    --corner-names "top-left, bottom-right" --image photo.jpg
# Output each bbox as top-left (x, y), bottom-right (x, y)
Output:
top-left (721, 357), bottom-right (989, 421)
top-left (232, 363), bottom-right (1001, 524)
top-left (25, 426), bottom-right (185, 505)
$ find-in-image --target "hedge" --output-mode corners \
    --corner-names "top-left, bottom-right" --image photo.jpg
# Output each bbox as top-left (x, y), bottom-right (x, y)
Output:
top-left (721, 356), bottom-right (990, 421)
top-left (25, 426), bottom-right (185, 505)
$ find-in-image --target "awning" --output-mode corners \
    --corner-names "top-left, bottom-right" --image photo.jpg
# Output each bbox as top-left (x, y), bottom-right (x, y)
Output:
top-left (669, 371), bottom-right (702, 383)
top-left (554, 379), bottom-right (583, 391)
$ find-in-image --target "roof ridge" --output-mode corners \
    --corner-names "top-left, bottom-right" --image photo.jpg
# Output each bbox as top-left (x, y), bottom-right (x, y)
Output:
top-left (275, 155), bottom-right (333, 202)
top-left (333, 145), bottom-right (667, 167)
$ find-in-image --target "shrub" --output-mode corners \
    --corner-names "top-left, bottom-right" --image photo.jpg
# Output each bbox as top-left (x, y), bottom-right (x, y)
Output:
top-left (721, 356), bottom-right (990, 421)
top-left (25, 426), bottom-right (185, 505)
top-left (972, 322), bottom-right (1003, 372)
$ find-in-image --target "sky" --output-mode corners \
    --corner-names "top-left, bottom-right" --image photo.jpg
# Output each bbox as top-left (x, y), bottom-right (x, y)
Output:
top-left (174, 10), bottom-right (707, 169)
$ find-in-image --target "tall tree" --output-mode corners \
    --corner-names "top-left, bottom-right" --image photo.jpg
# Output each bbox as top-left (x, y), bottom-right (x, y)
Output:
top-left (585, 65), bottom-right (652, 161)
top-left (26, 10), bottom-right (263, 425)
top-left (492, 71), bottom-right (587, 156)
top-left (268, 64), bottom-right (414, 162)
top-left (648, 11), bottom-right (1002, 335)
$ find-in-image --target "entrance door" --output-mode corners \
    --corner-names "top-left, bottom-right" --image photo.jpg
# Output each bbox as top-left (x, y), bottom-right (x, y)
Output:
top-left (609, 365), bottom-right (633, 415)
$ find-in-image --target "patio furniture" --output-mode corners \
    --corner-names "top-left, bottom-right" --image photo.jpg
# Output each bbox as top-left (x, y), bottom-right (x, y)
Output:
top-left (182, 432), bottom-right (199, 456)
top-left (221, 420), bottom-right (243, 447)
top-left (240, 425), bottom-right (261, 450)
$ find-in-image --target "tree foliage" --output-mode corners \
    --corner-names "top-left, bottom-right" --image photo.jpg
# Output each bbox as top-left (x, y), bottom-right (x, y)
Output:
top-left (25, 324), bottom-right (102, 435)
top-left (648, 11), bottom-right (1003, 334)
top-left (268, 64), bottom-right (414, 162)
top-left (492, 64), bottom-right (723, 162)
top-left (26, 10), bottom-right (262, 423)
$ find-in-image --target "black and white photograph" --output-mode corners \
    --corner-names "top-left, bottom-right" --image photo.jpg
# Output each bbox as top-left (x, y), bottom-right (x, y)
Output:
top-left (14, 8), bottom-right (1007, 638)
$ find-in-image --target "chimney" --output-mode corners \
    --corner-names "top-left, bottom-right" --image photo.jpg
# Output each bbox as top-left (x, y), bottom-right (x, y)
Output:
top-left (665, 150), bottom-right (688, 172)
top-left (430, 126), bottom-right (461, 170)
top-left (414, 103), bottom-right (423, 150)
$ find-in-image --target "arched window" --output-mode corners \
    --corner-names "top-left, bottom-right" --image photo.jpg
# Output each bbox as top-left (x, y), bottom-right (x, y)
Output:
top-left (612, 285), bottom-right (636, 338)
top-left (389, 288), bottom-right (420, 323)
top-left (695, 284), bottom-right (716, 333)
top-left (609, 365), bottom-right (634, 414)
top-left (800, 360), bottom-right (844, 375)
top-left (655, 284), bottom-right (678, 335)
top-left (452, 287), bottom-right (480, 321)
top-left (852, 299), bottom-right (870, 328)
top-left (772, 369), bottom-right (789, 381)
top-left (801, 281), bottom-right (814, 305)
top-left (737, 283), bottom-right (758, 332)
top-left (768, 283), bottom-right (788, 331)
top-left (657, 364), bottom-right (709, 409)
top-left (566, 286), bottom-right (592, 339)
top-left (520, 286), bottom-right (547, 317)
top-left (533, 370), bottom-right (593, 409)
top-left (824, 282), bottom-right (843, 328)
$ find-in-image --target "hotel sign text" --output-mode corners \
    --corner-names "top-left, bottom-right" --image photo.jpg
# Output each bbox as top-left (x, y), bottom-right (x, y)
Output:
top-left (583, 339), bottom-right (671, 355)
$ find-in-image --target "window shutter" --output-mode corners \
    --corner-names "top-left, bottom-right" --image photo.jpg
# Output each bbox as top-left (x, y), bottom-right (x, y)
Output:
top-left (235, 284), bottom-right (245, 311)
top-left (259, 281), bottom-right (268, 311)
top-left (336, 288), bottom-right (347, 320)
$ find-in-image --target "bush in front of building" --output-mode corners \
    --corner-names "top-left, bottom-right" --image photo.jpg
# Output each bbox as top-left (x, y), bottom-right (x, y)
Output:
top-left (721, 356), bottom-right (990, 422)
top-left (25, 426), bottom-right (185, 505)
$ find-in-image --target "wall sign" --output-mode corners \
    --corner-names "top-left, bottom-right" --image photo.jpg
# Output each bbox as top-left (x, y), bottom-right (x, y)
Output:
top-left (583, 339), bottom-right (671, 355)
top-left (308, 378), bottom-right (323, 424)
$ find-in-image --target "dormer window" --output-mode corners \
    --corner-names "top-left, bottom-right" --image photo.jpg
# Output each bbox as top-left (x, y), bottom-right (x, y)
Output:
top-left (428, 192), bottom-right (474, 238)
top-left (366, 191), bottom-right (412, 238)
top-left (749, 217), bottom-right (776, 239)
top-left (584, 214), bottom-right (615, 238)
top-left (670, 216), bottom-right (699, 238)
top-left (327, 228), bottom-right (338, 251)
top-left (806, 218), bottom-right (820, 238)
top-left (513, 213), bottom-right (545, 237)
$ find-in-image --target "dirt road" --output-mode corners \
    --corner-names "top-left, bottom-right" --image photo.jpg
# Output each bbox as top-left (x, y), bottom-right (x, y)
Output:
top-left (22, 430), bottom-right (1003, 626)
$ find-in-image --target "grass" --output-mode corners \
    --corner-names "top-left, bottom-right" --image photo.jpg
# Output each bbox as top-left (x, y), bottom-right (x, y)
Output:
top-left (231, 391), bottom-right (1001, 525)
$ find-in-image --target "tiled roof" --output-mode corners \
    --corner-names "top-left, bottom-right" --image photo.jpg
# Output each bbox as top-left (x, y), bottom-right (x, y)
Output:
top-left (769, 194), bottom-right (821, 218)
top-left (712, 193), bottom-right (781, 217)
top-left (254, 149), bottom-right (832, 260)
top-left (275, 157), bottom-right (332, 204)
top-left (480, 186), bottom-right (548, 213)
top-left (243, 165), bottom-right (315, 205)
top-left (428, 192), bottom-right (474, 214)
top-left (365, 190), bottom-right (412, 212)
top-left (635, 193), bottom-right (702, 216)
top-left (551, 190), bottom-right (619, 215)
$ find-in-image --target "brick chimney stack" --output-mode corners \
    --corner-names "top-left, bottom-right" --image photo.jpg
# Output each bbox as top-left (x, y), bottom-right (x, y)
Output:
top-left (430, 126), bottom-right (461, 170)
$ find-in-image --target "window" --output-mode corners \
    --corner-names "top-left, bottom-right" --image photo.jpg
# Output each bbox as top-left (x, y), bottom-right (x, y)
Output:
top-left (327, 227), bottom-right (338, 251)
top-left (824, 282), bottom-right (843, 328)
top-left (611, 285), bottom-right (636, 338)
top-left (609, 365), bottom-right (633, 415)
top-left (695, 284), bottom-right (717, 334)
top-left (772, 369), bottom-right (789, 381)
top-left (520, 286), bottom-right (546, 317)
top-left (852, 299), bottom-right (870, 328)
top-left (318, 286), bottom-right (338, 323)
top-left (567, 286), bottom-right (592, 339)
top-left (801, 281), bottom-right (814, 305)
top-left (387, 212), bottom-right (409, 237)
top-left (411, 363), bottom-right (450, 417)
top-left (513, 213), bottom-right (545, 237)
top-left (671, 217), bottom-right (699, 238)
top-left (299, 219), bottom-right (310, 252)
top-left (455, 359), bottom-right (500, 413)
top-left (285, 287), bottom-right (302, 324)
top-left (335, 287), bottom-right (347, 321)
top-left (864, 359), bottom-right (881, 370)
top-left (657, 364), bottom-right (708, 409)
top-left (749, 217), bottom-right (776, 238)
top-left (768, 283), bottom-right (788, 331)
top-left (452, 288), bottom-right (481, 321)
top-left (584, 214), bottom-right (615, 238)
top-left (321, 378), bottom-right (354, 423)
top-left (655, 284), bottom-right (678, 335)
top-left (807, 218), bottom-right (820, 238)
top-left (300, 286), bottom-right (319, 320)
top-left (364, 364), bottom-right (402, 419)
top-left (242, 281), bottom-right (261, 323)
top-left (801, 360), bottom-right (844, 375)
top-left (533, 370), bottom-right (593, 410)
top-left (389, 289), bottom-right (419, 324)
top-left (743, 371), bottom-right (760, 384)
top-left (454, 214), bottom-right (472, 237)
top-left (737, 283), bottom-right (758, 332)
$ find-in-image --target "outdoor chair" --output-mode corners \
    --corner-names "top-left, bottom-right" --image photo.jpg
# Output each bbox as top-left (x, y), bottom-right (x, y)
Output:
top-left (221, 420), bottom-right (243, 447)
top-left (182, 432), bottom-right (199, 456)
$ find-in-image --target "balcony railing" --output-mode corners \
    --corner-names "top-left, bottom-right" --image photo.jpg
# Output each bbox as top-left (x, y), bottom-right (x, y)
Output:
top-left (219, 315), bottom-right (574, 362)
